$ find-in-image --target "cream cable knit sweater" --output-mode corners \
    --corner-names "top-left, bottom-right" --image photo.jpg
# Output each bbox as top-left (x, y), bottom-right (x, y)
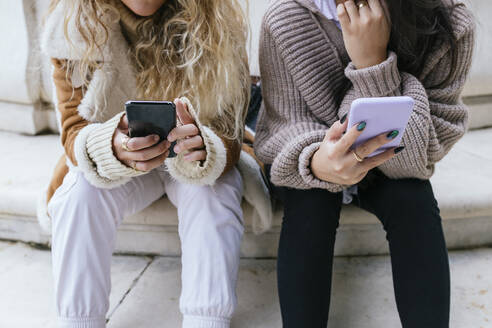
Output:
top-left (254, 0), bottom-right (475, 192)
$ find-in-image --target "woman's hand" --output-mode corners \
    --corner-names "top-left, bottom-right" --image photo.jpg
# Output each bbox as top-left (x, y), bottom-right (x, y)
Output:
top-left (112, 114), bottom-right (170, 172)
top-left (311, 117), bottom-right (403, 185)
top-left (337, 0), bottom-right (391, 69)
top-left (167, 99), bottom-right (207, 162)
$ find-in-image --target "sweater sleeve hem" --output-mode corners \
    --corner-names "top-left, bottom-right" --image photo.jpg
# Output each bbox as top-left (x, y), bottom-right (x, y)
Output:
top-left (298, 142), bottom-right (344, 192)
top-left (73, 123), bottom-right (132, 189)
top-left (86, 112), bottom-right (145, 181)
top-left (166, 125), bottom-right (227, 186)
top-left (269, 130), bottom-right (343, 192)
top-left (165, 97), bottom-right (227, 186)
top-left (345, 51), bottom-right (401, 97)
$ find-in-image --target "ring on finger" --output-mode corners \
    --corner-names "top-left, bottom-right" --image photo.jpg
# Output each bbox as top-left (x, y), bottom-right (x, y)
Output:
top-left (122, 136), bottom-right (131, 152)
top-left (352, 150), bottom-right (364, 163)
top-left (356, 0), bottom-right (368, 9)
top-left (131, 161), bottom-right (141, 171)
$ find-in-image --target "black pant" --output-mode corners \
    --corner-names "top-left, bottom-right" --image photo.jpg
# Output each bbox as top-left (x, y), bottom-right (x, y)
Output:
top-left (274, 170), bottom-right (450, 328)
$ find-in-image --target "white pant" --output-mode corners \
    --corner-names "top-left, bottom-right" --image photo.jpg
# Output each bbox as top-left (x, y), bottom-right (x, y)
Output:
top-left (48, 166), bottom-right (244, 328)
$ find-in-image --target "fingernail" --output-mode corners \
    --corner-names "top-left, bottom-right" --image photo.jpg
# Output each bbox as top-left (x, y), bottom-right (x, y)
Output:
top-left (394, 146), bottom-right (405, 154)
top-left (387, 130), bottom-right (399, 139)
top-left (357, 121), bottom-right (366, 131)
top-left (340, 114), bottom-right (348, 124)
top-left (174, 145), bottom-right (180, 153)
top-left (153, 135), bottom-right (160, 141)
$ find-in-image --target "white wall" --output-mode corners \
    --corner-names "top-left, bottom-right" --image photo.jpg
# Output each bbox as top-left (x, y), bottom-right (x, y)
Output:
top-left (0, 1), bottom-right (31, 104)
top-left (242, 0), bottom-right (271, 76)
top-left (462, 0), bottom-right (492, 97)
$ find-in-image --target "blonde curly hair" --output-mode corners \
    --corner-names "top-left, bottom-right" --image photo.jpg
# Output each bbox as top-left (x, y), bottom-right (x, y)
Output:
top-left (48, 0), bottom-right (250, 140)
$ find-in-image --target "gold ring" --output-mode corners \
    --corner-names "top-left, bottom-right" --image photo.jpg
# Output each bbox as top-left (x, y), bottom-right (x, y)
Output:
top-left (131, 161), bottom-right (141, 171)
top-left (352, 150), bottom-right (364, 163)
top-left (357, 1), bottom-right (368, 9)
top-left (122, 136), bottom-right (131, 152)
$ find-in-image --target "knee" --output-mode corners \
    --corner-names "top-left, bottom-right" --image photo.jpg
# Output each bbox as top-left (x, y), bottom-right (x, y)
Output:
top-left (380, 179), bottom-right (441, 229)
top-left (178, 184), bottom-right (244, 241)
top-left (48, 172), bottom-right (115, 231)
top-left (282, 188), bottom-right (342, 232)
top-left (50, 172), bottom-right (97, 209)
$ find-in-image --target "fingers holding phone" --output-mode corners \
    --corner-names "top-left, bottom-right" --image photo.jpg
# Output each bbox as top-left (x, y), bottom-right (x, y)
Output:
top-left (312, 119), bottom-right (369, 185)
top-left (167, 99), bottom-right (207, 162)
top-left (311, 96), bottom-right (412, 185)
top-left (311, 120), bottom-right (401, 185)
top-left (113, 114), bottom-right (171, 171)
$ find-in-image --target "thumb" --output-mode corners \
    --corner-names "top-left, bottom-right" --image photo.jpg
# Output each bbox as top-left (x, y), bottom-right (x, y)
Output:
top-left (324, 115), bottom-right (348, 142)
top-left (119, 113), bottom-right (129, 130)
top-left (175, 98), bottom-right (195, 125)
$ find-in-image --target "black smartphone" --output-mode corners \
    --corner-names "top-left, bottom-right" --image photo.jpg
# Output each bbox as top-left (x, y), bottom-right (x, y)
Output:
top-left (125, 101), bottom-right (177, 158)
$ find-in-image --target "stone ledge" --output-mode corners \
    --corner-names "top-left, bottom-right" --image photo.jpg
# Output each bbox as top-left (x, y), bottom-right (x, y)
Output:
top-left (464, 95), bottom-right (492, 130)
top-left (1, 129), bottom-right (491, 257)
top-left (0, 102), bottom-right (56, 135)
top-left (2, 212), bottom-right (492, 258)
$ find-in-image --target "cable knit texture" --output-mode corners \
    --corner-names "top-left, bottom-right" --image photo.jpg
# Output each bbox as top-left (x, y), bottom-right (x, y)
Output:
top-left (254, 0), bottom-right (475, 190)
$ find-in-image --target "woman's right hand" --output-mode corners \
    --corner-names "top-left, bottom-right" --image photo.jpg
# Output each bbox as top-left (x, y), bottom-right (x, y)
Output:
top-left (311, 117), bottom-right (403, 185)
top-left (112, 114), bottom-right (171, 172)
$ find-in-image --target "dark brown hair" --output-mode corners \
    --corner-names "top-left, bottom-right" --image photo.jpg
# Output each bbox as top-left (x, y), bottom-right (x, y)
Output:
top-left (387, 0), bottom-right (464, 86)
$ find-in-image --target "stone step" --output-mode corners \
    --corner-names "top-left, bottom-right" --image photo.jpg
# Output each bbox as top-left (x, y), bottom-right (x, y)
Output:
top-left (1, 128), bottom-right (492, 257)
top-left (464, 96), bottom-right (492, 130)
top-left (2, 241), bottom-right (492, 327)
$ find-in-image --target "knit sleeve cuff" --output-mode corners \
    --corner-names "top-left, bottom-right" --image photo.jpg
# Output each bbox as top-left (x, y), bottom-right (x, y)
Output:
top-left (165, 97), bottom-right (227, 186)
top-left (85, 112), bottom-right (145, 183)
top-left (73, 123), bottom-right (129, 189)
top-left (345, 51), bottom-right (401, 97)
top-left (270, 130), bottom-right (344, 193)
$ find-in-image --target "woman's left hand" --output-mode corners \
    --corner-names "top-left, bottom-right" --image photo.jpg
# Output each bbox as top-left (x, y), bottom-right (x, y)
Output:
top-left (167, 99), bottom-right (207, 162)
top-left (337, 0), bottom-right (391, 69)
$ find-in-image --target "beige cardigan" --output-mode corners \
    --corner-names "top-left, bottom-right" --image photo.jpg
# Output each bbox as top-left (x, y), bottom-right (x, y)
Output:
top-left (254, 0), bottom-right (475, 192)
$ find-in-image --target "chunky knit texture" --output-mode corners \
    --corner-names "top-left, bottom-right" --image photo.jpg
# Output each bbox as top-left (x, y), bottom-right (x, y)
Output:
top-left (254, 0), bottom-right (475, 192)
top-left (85, 112), bottom-right (145, 180)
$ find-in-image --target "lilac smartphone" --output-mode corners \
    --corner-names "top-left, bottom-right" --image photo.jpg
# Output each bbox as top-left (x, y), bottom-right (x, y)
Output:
top-left (347, 96), bottom-right (414, 157)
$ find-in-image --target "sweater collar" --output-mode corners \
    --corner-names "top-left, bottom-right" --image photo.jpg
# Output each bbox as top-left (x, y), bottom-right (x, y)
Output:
top-left (114, 1), bottom-right (146, 47)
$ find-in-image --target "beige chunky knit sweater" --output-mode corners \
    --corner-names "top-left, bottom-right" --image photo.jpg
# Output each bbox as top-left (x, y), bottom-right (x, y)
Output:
top-left (254, 0), bottom-right (475, 192)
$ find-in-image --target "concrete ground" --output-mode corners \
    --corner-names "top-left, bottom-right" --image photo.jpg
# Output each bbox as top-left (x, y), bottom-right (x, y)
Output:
top-left (0, 241), bottom-right (491, 328)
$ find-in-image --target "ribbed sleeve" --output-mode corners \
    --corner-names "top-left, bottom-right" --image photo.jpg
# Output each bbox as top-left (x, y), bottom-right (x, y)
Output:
top-left (165, 97), bottom-right (229, 186)
top-left (86, 112), bottom-right (144, 182)
top-left (344, 52), bottom-right (401, 97)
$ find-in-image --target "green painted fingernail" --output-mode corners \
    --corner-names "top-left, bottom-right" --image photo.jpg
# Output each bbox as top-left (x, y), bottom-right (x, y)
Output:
top-left (394, 146), bottom-right (405, 154)
top-left (357, 121), bottom-right (366, 131)
top-left (387, 130), bottom-right (399, 139)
